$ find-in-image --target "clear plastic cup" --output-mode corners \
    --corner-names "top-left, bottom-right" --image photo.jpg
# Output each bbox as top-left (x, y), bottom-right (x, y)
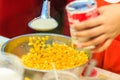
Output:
top-left (0, 52), bottom-right (24, 80)
top-left (42, 71), bottom-right (79, 80)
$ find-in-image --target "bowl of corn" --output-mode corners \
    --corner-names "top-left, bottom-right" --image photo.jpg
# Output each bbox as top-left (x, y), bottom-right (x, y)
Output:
top-left (1, 33), bottom-right (90, 80)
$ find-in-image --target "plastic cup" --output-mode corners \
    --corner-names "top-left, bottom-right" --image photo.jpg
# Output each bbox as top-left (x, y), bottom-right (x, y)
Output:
top-left (66, 0), bottom-right (98, 49)
top-left (0, 52), bottom-right (24, 80)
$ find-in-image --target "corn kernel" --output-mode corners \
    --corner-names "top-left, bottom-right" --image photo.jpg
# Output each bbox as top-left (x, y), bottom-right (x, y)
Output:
top-left (21, 36), bottom-right (89, 70)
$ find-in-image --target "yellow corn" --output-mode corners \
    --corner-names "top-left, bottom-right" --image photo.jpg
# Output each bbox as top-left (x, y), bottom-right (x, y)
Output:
top-left (24, 77), bottom-right (31, 80)
top-left (21, 36), bottom-right (88, 70)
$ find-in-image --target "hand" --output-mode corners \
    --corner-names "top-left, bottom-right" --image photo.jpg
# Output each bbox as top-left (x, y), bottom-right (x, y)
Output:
top-left (72, 4), bottom-right (120, 53)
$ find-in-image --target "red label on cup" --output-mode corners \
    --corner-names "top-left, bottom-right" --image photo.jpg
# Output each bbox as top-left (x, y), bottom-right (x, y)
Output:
top-left (68, 7), bottom-right (98, 25)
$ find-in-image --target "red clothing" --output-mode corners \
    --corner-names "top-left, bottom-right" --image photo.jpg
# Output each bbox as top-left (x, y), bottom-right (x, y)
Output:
top-left (92, 0), bottom-right (120, 74)
top-left (63, 0), bottom-right (120, 74)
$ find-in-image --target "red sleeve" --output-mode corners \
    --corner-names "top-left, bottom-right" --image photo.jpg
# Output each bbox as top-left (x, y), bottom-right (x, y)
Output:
top-left (92, 35), bottom-right (120, 74)
top-left (96, 0), bottom-right (109, 7)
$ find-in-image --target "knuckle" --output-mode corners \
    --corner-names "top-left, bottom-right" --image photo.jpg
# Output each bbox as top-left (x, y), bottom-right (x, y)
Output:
top-left (82, 31), bottom-right (93, 37)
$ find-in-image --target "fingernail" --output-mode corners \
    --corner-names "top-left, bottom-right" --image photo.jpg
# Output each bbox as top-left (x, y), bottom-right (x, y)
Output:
top-left (76, 44), bottom-right (82, 48)
top-left (73, 33), bottom-right (77, 36)
top-left (71, 24), bottom-right (75, 28)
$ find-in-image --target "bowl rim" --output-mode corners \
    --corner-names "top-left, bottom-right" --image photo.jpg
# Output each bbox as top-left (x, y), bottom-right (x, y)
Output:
top-left (1, 33), bottom-right (71, 52)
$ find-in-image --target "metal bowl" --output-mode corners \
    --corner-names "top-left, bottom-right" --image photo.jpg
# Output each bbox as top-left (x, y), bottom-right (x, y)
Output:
top-left (1, 33), bottom-right (90, 80)
top-left (1, 33), bottom-right (72, 58)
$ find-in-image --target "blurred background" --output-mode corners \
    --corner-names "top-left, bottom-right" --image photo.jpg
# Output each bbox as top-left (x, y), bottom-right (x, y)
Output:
top-left (0, 0), bottom-right (68, 38)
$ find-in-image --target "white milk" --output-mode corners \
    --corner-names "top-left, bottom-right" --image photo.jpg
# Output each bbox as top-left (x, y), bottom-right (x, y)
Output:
top-left (0, 67), bottom-right (22, 80)
top-left (29, 18), bottom-right (58, 31)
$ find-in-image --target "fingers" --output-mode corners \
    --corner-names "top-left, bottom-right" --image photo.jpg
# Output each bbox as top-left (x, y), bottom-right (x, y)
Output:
top-left (72, 16), bottom-right (103, 30)
top-left (75, 38), bottom-right (113, 53)
top-left (75, 34), bottom-right (108, 49)
top-left (73, 25), bottom-right (104, 38)
top-left (91, 39), bottom-right (113, 53)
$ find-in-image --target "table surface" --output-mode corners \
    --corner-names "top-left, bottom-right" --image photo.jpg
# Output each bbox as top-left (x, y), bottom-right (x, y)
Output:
top-left (0, 36), bottom-right (120, 80)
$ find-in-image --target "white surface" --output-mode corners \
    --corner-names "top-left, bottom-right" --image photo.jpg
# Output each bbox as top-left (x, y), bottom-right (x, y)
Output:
top-left (0, 68), bottom-right (22, 80)
top-left (104, 0), bottom-right (120, 3)
top-left (0, 36), bottom-right (9, 44)
top-left (0, 36), bottom-right (9, 50)
top-left (96, 67), bottom-right (120, 80)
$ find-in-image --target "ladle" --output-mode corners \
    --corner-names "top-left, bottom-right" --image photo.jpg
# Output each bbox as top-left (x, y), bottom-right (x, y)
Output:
top-left (28, 0), bottom-right (58, 31)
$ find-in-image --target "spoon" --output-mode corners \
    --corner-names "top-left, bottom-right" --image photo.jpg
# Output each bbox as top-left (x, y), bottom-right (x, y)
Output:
top-left (51, 63), bottom-right (58, 80)
top-left (28, 0), bottom-right (58, 31)
top-left (84, 59), bottom-right (97, 77)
